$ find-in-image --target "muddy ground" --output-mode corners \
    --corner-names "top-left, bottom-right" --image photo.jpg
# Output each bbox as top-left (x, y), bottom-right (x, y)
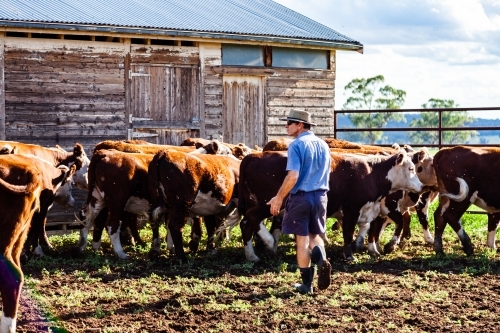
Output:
top-left (13, 232), bottom-right (500, 333)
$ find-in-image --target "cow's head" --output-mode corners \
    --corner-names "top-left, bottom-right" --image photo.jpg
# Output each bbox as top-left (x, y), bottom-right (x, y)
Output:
top-left (0, 144), bottom-right (16, 154)
top-left (70, 143), bottom-right (90, 191)
top-left (231, 143), bottom-right (253, 160)
top-left (53, 164), bottom-right (76, 208)
top-left (387, 152), bottom-right (423, 193)
top-left (411, 148), bottom-right (437, 186)
top-left (194, 140), bottom-right (233, 156)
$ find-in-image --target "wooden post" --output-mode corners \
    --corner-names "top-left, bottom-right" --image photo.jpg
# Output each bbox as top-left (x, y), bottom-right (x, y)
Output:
top-left (124, 38), bottom-right (132, 139)
top-left (0, 31), bottom-right (5, 140)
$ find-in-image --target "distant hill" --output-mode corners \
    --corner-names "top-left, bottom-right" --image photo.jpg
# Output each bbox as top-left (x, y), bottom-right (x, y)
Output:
top-left (335, 113), bottom-right (500, 145)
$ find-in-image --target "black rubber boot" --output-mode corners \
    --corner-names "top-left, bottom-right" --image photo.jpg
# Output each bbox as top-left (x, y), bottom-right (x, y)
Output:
top-left (293, 267), bottom-right (315, 294)
top-left (312, 245), bottom-right (331, 291)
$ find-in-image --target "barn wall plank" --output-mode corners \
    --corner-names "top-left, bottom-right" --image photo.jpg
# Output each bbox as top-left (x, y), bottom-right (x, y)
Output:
top-left (200, 43), bottom-right (223, 141)
top-left (0, 32), bottom-right (5, 140)
top-left (4, 37), bottom-right (127, 148)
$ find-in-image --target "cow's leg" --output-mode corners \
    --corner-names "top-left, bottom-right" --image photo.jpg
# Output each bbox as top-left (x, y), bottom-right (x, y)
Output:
top-left (0, 254), bottom-right (22, 333)
top-left (203, 215), bottom-right (218, 253)
top-left (366, 216), bottom-right (386, 257)
top-left (105, 207), bottom-right (128, 259)
top-left (434, 197), bottom-right (471, 256)
top-left (487, 213), bottom-right (500, 250)
top-left (77, 192), bottom-right (106, 252)
top-left (383, 211), bottom-right (405, 254)
top-left (91, 208), bottom-right (107, 251)
top-left (342, 215), bottom-right (358, 261)
top-left (353, 221), bottom-right (371, 253)
top-left (401, 210), bottom-right (412, 240)
top-left (189, 217), bottom-right (203, 252)
top-left (124, 212), bottom-right (145, 247)
top-left (415, 197), bottom-right (435, 245)
top-left (168, 213), bottom-right (188, 263)
top-left (270, 214), bottom-right (283, 253)
top-left (240, 206), bottom-right (272, 262)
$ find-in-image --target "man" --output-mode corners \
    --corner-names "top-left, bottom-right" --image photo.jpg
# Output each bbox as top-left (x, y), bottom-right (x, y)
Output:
top-left (267, 109), bottom-right (332, 294)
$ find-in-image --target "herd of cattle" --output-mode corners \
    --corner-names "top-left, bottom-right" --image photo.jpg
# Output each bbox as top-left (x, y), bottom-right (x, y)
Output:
top-left (1, 136), bottom-right (500, 333)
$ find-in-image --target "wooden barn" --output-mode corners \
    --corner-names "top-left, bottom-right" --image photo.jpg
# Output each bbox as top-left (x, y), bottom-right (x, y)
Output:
top-left (0, 0), bottom-right (362, 228)
top-left (0, 0), bottom-right (362, 152)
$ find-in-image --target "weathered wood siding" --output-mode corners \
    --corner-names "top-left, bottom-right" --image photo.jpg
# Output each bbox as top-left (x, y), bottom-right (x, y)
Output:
top-left (0, 32), bottom-right (5, 140)
top-left (204, 46), bottom-right (336, 144)
top-left (200, 43), bottom-right (223, 141)
top-left (222, 75), bottom-right (265, 147)
top-left (129, 45), bottom-right (201, 144)
top-left (4, 38), bottom-right (126, 152)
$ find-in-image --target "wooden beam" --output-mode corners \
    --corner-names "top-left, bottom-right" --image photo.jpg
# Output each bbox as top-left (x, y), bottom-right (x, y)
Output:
top-left (124, 38), bottom-right (131, 139)
top-left (0, 32), bottom-right (4, 140)
top-left (131, 120), bottom-right (201, 130)
top-left (211, 66), bottom-right (276, 76)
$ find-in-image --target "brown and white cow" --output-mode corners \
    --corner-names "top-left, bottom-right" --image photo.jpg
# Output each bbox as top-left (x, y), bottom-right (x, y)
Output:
top-left (148, 150), bottom-right (241, 262)
top-left (77, 149), bottom-right (154, 259)
top-left (0, 141), bottom-right (90, 190)
top-left (0, 154), bottom-right (74, 333)
top-left (180, 137), bottom-right (256, 160)
top-left (356, 147), bottom-right (437, 256)
top-left (21, 156), bottom-right (76, 261)
top-left (235, 150), bottom-right (423, 262)
top-left (433, 146), bottom-right (500, 255)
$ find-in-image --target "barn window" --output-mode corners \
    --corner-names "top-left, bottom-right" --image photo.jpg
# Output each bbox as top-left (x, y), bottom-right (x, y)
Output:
top-left (222, 44), bottom-right (264, 66)
top-left (272, 47), bottom-right (328, 69)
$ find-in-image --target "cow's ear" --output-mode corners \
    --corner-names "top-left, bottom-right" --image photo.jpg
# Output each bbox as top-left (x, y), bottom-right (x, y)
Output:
top-left (396, 152), bottom-right (405, 165)
top-left (212, 140), bottom-right (220, 153)
top-left (418, 150), bottom-right (426, 163)
top-left (195, 142), bottom-right (204, 149)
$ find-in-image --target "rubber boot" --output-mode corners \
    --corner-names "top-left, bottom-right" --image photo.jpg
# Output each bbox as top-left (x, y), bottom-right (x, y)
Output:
top-left (312, 245), bottom-right (331, 291)
top-left (293, 267), bottom-right (315, 294)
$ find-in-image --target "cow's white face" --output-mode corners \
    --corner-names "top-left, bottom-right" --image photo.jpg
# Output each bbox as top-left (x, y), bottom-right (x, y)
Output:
top-left (387, 152), bottom-right (423, 193)
top-left (413, 148), bottom-right (437, 186)
top-left (54, 166), bottom-right (75, 208)
top-left (71, 153), bottom-right (90, 191)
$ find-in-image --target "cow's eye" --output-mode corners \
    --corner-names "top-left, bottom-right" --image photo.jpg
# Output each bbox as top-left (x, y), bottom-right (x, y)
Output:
top-left (409, 167), bottom-right (414, 172)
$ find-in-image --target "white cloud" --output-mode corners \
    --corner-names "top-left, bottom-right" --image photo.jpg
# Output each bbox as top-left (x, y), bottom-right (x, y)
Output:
top-left (273, 0), bottom-right (500, 118)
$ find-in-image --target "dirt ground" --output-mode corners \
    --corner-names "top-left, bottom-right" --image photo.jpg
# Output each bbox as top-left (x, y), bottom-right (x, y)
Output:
top-left (14, 237), bottom-right (500, 333)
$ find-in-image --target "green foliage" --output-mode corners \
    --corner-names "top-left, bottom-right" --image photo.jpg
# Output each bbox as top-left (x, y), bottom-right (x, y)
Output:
top-left (409, 98), bottom-right (478, 144)
top-left (343, 75), bottom-right (406, 144)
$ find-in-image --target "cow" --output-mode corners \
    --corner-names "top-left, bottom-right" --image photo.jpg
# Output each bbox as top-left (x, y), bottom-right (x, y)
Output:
top-left (180, 137), bottom-right (256, 160)
top-left (0, 141), bottom-right (90, 190)
top-left (356, 147), bottom-right (438, 256)
top-left (21, 157), bottom-right (77, 262)
top-left (76, 149), bottom-right (154, 259)
top-left (148, 150), bottom-right (241, 262)
top-left (262, 138), bottom-right (294, 152)
top-left (432, 146), bottom-right (500, 255)
top-left (78, 140), bottom-right (234, 258)
top-left (234, 150), bottom-right (423, 262)
top-left (0, 153), bottom-right (75, 333)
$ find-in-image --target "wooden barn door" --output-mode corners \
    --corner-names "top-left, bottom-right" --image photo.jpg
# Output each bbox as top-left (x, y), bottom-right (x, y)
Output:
top-left (129, 64), bottom-right (200, 145)
top-left (222, 75), bottom-right (266, 148)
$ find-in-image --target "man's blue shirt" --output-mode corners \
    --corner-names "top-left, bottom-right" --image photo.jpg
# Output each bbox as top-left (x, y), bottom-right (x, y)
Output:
top-left (286, 131), bottom-right (331, 194)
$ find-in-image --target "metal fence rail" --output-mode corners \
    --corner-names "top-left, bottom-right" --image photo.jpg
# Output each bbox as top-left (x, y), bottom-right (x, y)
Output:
top-left (334, 106), bottom-right (500, 149)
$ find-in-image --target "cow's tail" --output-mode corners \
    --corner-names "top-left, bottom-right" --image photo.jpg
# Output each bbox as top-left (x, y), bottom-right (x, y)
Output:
top-left (433, 149), bottom-right (469, 202)
top-left (148, 150), bottom-right (168, 224)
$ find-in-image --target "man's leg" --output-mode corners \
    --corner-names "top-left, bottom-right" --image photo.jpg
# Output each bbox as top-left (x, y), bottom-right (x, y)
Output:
top-left (309, 234), bottom-right (331, 290)
top-left (293, 235), bottom-right (314, 294)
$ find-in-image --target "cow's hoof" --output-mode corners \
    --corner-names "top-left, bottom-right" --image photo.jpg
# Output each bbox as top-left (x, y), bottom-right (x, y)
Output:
top-left (384, 243), bottom-right (396, 254)
top-left (189, 240), bottom-right (199, 252)
top-left (148, 248), bottom-right (162, 259)
top-left (331, 221), bottom-right (341, 231)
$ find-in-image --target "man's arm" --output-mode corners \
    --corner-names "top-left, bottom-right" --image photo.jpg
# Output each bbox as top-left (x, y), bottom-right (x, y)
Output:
top-left (267, 170), bottom-right (299, 216)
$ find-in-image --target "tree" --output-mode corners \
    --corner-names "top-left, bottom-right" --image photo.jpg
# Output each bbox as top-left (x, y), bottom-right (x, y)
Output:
top-left (343, 75), bottom-right (406, 144)
top-left (408, 98), bottom-right (477, 145)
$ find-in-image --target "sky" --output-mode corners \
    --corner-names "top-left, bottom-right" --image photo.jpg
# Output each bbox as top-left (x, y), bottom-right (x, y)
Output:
top-left (274, 0), bottom-right (500, 119)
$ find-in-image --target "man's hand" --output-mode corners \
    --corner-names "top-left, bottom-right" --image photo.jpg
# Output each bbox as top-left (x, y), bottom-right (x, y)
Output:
top-left (267, 196), bottom-right (283, 216)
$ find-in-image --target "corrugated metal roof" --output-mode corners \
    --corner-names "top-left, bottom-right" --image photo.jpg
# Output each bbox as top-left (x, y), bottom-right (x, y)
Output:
top-left (0, 0), bottom-right (362, 49)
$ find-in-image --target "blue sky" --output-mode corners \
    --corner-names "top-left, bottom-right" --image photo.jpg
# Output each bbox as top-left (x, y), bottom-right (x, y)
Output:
top-left (274, 0), bottom-right (500, 119)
